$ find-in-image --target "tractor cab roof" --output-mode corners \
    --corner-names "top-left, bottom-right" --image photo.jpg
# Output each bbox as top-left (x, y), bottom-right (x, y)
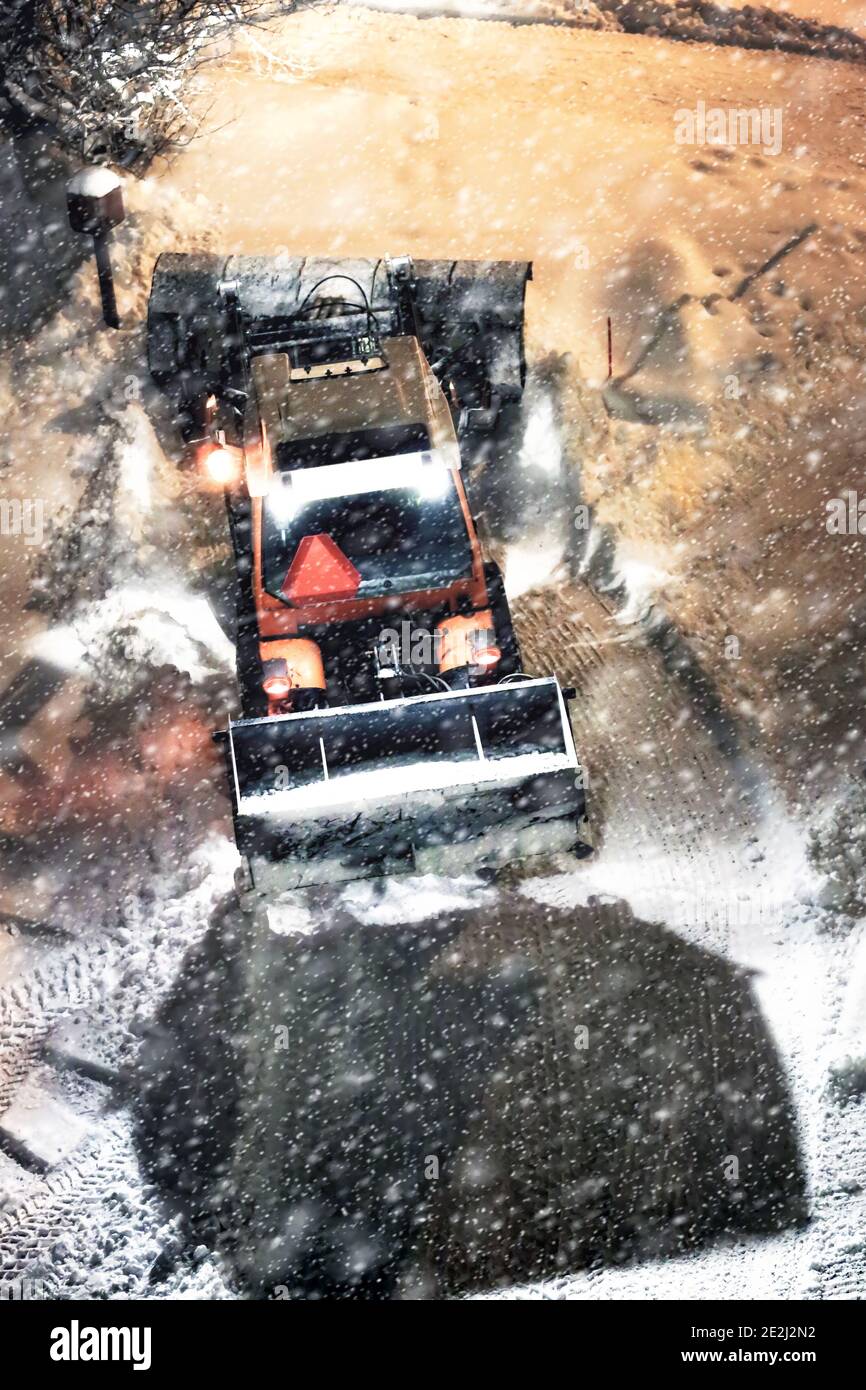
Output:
top-left (250, 336), bottom-right (460, 476)
top-left (251, 334), bottom-right (473, 606)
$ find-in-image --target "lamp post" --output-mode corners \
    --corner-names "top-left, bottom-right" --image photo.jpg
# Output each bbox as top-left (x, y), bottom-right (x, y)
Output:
top-left (66, 167), bottom-right (125, 329)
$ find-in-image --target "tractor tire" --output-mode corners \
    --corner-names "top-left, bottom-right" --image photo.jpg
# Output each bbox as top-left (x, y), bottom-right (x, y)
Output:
top-left (225, 493), bottom-right (268, 719)
top-left (484, 561), bottom-right (522, 677)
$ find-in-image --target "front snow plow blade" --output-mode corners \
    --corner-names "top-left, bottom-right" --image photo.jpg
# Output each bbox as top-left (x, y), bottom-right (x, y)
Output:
top-left (226, 677), bottom-right (587, 891)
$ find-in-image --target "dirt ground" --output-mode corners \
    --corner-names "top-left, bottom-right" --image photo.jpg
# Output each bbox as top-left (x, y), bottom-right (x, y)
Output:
top-left (0, 3), bottom-right (864, 1299)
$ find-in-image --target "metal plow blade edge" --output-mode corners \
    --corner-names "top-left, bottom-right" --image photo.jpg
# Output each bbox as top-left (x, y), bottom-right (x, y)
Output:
top-left (226, 677), bottom-right (589, 891)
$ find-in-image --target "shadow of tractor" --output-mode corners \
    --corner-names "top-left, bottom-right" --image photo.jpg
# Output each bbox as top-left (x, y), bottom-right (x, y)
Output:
top-left (135, 891), bottom-right (806, 1299)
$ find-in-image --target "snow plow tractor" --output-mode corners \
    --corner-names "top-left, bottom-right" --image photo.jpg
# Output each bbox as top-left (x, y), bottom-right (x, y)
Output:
top-left (147, 253), bottom-right (590, 889)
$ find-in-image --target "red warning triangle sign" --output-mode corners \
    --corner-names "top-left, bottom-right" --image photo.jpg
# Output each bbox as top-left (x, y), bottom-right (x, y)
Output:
top-left (281, 533), bottom-right (361, 603)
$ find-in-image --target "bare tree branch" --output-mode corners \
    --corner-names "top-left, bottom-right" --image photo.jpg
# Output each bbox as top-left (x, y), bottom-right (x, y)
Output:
top-left (0, 0), bottom-right (299, 167)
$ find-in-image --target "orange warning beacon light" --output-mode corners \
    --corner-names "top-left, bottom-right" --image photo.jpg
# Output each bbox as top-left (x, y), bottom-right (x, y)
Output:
top-left (259, 639), bottom-right (327, 712)
top-left (436, 612), bottom-right (501, 675)
top-left (200, 442), bottom-right (242, 488)
top-left (261, 659), bottom-right (293, 701)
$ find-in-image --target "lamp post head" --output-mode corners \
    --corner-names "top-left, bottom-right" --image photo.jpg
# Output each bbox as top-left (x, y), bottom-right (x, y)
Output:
top-left (66, 166), bottom-right (125, 236)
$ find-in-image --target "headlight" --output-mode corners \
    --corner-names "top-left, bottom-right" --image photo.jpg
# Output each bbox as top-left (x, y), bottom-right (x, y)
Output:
top-left (202, 445), bottom-right (241, 486)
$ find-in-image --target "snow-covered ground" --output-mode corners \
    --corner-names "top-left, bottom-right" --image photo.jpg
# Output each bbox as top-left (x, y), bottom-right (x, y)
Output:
top-left (0, 2), bottom-right (864, 1299)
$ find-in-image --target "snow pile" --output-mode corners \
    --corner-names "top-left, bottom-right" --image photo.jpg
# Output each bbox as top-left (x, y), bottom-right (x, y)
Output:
top-left (32, 584), bottom-right (235, 701)
top-left (828, 928), bottom-right (866, 1098)
top-left (347, 0), bottom-right (615, 29)
top-left (341, 872), bottom-right (497, 925)
top-left (607, 0), bottom-right (866, 63)
top-left (503, 374), bottom-right (571, 596)
top-left (810, 776), bottom-right (866, 917)
top-left (351, 0), bottom-right (866, 63)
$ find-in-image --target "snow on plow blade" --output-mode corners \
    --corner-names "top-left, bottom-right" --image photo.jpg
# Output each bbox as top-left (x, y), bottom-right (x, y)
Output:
top-left (148, 253), bottom-right (531, 410)
top-left (226, 678), bottom-right (585, 891)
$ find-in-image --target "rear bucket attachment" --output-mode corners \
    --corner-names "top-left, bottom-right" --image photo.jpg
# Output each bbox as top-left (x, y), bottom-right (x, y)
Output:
top-left (147, 253), bottom-right (531, 431)
top-left (225, 677), bottom-right (587, 891)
